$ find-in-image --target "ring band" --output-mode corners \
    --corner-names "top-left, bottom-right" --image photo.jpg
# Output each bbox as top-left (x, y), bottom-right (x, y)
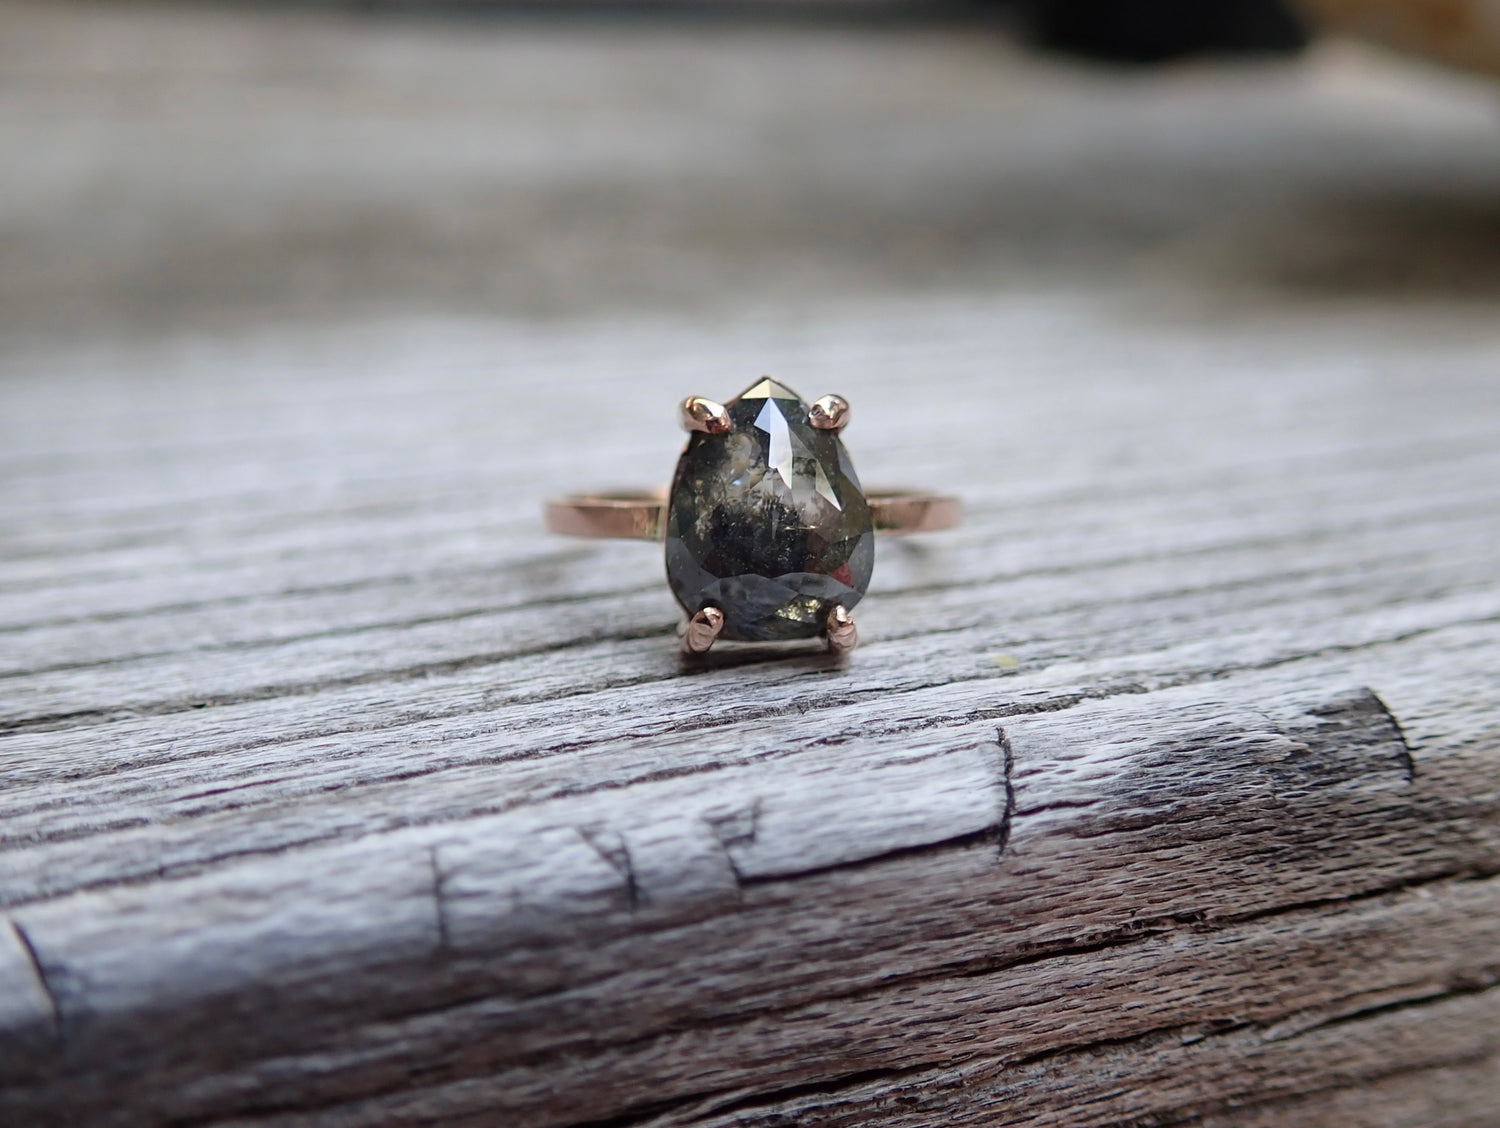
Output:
top-left (546, 490), bottom-right (961, 542)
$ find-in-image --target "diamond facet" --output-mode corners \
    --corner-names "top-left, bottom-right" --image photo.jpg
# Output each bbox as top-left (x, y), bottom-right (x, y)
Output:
top-left (665, 378), bottom-right (875, 641)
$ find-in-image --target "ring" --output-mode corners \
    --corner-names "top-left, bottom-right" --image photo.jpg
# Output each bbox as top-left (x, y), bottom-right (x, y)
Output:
top-left (544, 377), bottom-right (960, 655)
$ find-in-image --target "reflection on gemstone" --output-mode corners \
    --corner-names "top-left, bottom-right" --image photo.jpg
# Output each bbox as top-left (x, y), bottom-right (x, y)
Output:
top-left (665, 378), bottom-right (874, 641)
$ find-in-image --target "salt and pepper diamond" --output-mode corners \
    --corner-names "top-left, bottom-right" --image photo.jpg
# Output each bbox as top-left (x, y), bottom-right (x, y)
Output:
top-left (666, 378), bottom-right (874, 649)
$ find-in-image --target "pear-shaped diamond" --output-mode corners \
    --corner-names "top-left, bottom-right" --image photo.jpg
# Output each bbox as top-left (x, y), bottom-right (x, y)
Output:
top-left (665, 378), bottom-right (875, 641)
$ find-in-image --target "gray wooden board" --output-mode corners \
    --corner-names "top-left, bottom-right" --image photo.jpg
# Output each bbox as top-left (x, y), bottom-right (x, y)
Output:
top-left (3, 2), bottom-right (1500, 1125)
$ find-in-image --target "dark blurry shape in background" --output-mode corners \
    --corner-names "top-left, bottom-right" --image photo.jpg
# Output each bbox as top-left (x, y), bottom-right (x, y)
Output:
top-left (243, 0), bottom-right (1312, 62)
top-left (245, 0), bottom-right (1500, 76)
top-left (1026, 0), bottom-right (1500, 76)
top-left (1019, 0), bottom-right (1308, 61)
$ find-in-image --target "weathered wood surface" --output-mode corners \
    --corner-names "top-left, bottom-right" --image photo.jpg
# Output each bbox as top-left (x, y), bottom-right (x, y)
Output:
top-left (3, 2), bottom-right (1500, 1125)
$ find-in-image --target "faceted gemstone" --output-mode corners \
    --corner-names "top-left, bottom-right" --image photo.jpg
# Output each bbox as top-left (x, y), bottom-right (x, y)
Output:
top-left (665, 378), bottom-right (875, 641)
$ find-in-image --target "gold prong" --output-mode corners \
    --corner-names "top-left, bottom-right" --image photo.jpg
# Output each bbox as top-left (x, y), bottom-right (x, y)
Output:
top-left (682, 606), bottom-right (726, 654)
top-left (824, 605), bottom-right (858, 655)
top-left (809, 394), bottom-right (851, 433)
top-left (680, 396), bottom-right (731, 435)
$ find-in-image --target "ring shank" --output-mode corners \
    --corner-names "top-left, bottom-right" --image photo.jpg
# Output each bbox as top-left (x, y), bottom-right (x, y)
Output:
top-left (545, 490), bottom-right (960, 541)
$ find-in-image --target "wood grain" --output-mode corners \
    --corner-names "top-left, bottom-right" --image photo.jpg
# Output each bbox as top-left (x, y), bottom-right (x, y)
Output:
top-left (3, 2), bottom-right (1500, 1125)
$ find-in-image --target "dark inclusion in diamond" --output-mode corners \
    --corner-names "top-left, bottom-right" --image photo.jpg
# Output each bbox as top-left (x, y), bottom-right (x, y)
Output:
top-left (665, 378), bottom-right (875, 642)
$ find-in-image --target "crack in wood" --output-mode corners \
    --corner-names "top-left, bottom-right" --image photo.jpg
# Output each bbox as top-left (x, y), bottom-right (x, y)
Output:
top-left (994, 727), bottom-right (1016, 859)
top-left (703, 800), bottom-right (761, 890)
top-left (4, 918), bottom-right (61, 1046)
top-left (1365, 690), bottom-right (1419, 783)
top-left (428, 847), bottom-right (451, 956)
top-left (580, 826), bottom-right (643, 912)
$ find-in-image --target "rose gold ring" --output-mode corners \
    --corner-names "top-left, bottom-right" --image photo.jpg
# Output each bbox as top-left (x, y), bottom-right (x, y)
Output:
top-left (545, 490), bottom-right (960, 542)
top-left (543, 377), bottom-right (960, 657)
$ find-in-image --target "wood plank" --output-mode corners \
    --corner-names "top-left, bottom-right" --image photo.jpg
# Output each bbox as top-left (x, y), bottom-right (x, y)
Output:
top-left (4, 683), bottom-right (1498, 1124)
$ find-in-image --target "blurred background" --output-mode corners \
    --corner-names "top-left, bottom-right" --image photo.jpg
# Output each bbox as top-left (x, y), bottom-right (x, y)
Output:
top-left (3, 0), bottom-right (1499, 345)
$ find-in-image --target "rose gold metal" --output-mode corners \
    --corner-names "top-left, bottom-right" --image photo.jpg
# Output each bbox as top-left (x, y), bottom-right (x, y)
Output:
top-left (680, 396), bottom-right (731, 435)
top-left (545, 490), bottom-right (959, 541)
top-left (544, 491), bottom-right (667, 541)
top-left (868, 491), bottom-right (962, 535)
top-left (824, 605), bottom-right (858, 655)
top-left (681, 606), bottom-right (726, 655)
top-left (808, 394), bottom-right (851, 433)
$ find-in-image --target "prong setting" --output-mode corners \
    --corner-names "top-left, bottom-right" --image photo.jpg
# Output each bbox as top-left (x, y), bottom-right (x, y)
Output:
top-left (681, 606), bottom-right (726, 655)
top-left (680, 396), bottom-right (731, 435)
top-left (824, 605), bottom-right (858, 655)
top-left (809, 394), bottom-right (851, 433)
